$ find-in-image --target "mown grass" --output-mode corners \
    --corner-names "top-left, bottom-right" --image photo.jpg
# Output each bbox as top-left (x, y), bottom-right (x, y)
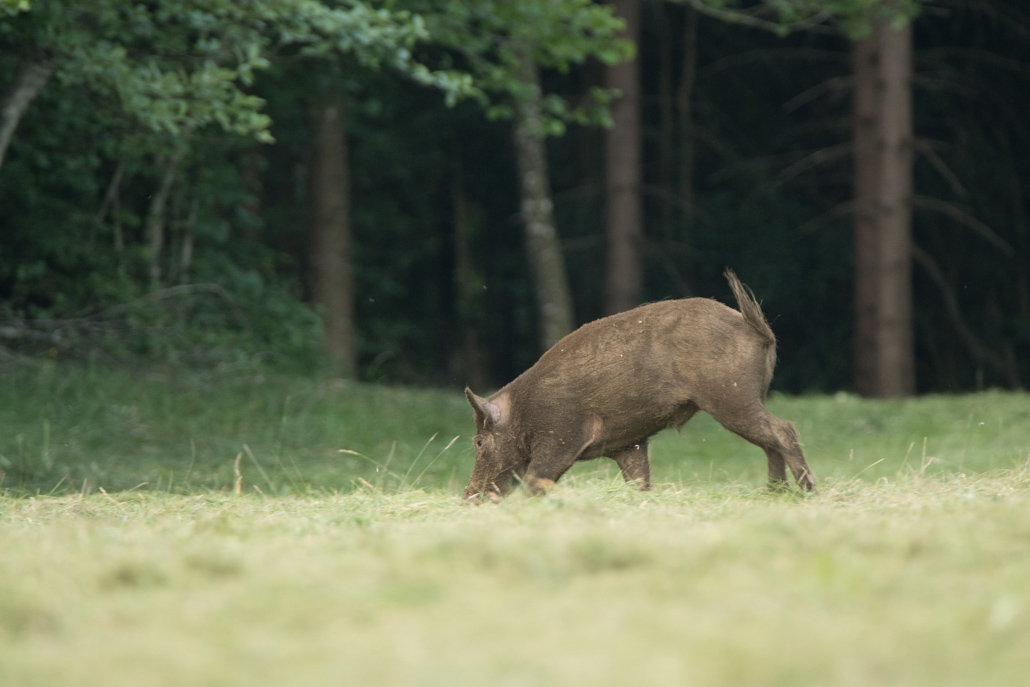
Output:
top-left (2, 365), bottom-right (1029, 685)
top-left (1, 473), bottom-right (1029, 686)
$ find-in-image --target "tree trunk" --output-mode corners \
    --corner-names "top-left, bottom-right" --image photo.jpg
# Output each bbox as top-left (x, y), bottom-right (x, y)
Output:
top-left (656, 3), bottom-right (674, 230)
top-left (309, 99), bottom-right (356, 376)
top-left (240, 147), bottom-right (263, 242)
top-left (179, 196), bottom-right (197, 285)
top-left (677, 5), bottom-right (698, 220)
top-left (450, 148), bottom-right (487, 390)
top-left (0, 59), bottom-right (54, 172)
top-left (146, 146), bottom-right (187, 287)
top-left (604, 0), bottom-right (643, 315)
top-left (851, 20), bottom-right (914, 397)
top-left (512, 47), bottom-right (575, 352)
top-left (93, 159), bottom-right (126, 252)
top-left (165, 185), bottom-right (185, 284)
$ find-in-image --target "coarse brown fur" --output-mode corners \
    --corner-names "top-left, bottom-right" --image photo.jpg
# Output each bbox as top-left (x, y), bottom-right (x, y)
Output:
top-left (463, 269), bottom-right (815, 502)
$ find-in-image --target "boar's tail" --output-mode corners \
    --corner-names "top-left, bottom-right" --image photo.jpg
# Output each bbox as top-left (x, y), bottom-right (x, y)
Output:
top-left (724, 268), bottom-right (775, 347)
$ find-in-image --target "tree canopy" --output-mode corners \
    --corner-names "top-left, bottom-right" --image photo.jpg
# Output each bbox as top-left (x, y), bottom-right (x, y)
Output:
top-left (2, 0), bottom-right (1029, 393)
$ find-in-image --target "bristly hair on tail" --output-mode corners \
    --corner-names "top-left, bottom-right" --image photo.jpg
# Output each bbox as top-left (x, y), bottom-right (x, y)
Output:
top-left (723, 268), bottom-right (775, 346)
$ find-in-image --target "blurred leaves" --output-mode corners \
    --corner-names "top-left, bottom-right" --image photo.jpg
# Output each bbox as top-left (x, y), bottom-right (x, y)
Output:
top-left (407, 0), bottom-right (634, 132)
top-left (670, 0), bottom-right (923, 38)
top-left (2, 0), bottom-right (477, 142)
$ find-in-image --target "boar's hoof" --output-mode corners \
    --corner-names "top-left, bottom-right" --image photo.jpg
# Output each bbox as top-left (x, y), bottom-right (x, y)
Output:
top-left (461, 488), bottom-right (505, 505)
top-left (526, 477), bottom-right (558, 497)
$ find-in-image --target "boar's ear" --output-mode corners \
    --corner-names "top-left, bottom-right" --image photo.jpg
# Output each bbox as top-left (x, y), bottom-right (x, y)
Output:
top-left (465, 387), bottom-right (506, 429)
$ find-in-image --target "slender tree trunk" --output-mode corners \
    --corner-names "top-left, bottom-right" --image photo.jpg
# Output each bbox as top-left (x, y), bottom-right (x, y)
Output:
top-left (179, 196), bottom-right (197, 284)
top-left (604, 0), bottom-right (643, 315)
top-left (851, 20), bottom-right (914, 397)
top-left (146, 146), bottom-right (187, 287)
top-left (656, 3), bottom-right (674, 230)
top-left (94, 160), bottom-right (126, 251)
top-left (166, 186), bottom-right (185, 284)
top-left (0, 59), bottom-right (54, 172)
top-left (512, 46), bottom-right (575, 351)
top-left (309, 99), bottom-right (356, 376)
top-left (112, 189), bottom-right (124, 253)
top-left (677, 6), bottom-right (698, 219)
top-left (450, 148), bottom-right (487, 390)
top-left (852, 32), bottom-right (879, 397)
top-left (240, 147), bottom-right (263, 242)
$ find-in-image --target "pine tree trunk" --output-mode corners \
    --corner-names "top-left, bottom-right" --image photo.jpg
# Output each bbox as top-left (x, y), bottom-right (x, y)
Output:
top-left (309, 100), bottom-right (356, 376)
top-left (851, 20), bottom-right (914, 397)
top-left (874, 20), bottom-right (914, 398)
top-left (512, 47), bottom-right (574, 352)
top-left (604, 0), bottom-right (643, 316)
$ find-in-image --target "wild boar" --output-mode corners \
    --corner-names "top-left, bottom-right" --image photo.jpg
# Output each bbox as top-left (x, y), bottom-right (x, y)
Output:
top-left (462, 268), bottom-right (815, 501)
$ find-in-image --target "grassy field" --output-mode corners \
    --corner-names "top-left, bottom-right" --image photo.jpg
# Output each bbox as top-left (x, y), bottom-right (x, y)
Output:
top-left (2, 477), bottom-right (1029, 686)
top-left (1, 364), bottom-right (1028, 494)
top-left (1, 365), bottom-right (1030, 686)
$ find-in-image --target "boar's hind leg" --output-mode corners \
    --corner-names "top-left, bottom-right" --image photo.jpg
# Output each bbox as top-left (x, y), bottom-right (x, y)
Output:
top-left (709, 404), bottom-right (816, 492)
top-left (610, 441), bottom-right (651, 491)
top-left (764, 447), bottom-right (789, 490)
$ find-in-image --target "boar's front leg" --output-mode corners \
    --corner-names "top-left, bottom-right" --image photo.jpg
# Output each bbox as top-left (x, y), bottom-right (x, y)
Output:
top-left (610, 441), bottom-right (651, 491)
top-left (522, 437), bottom-right (581, 495)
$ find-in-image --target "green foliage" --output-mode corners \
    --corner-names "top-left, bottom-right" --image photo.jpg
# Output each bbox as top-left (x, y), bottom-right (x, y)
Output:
top-left (3, 0), bottom-right (471, 141)
top-left (807, 0), bottom-right (922, 37)
top-left (0, 0), bottom-right (28, 16)
top-left (682, 0), bottom-right (923, 38)
top-left (8, 1), bottom-right (261, 139)
top-left (0, 70), bottom-right (324, 369)
top-left (0, 0), bottom-right (475, 371)
top-left (409, 0), bottom-right (634, 134)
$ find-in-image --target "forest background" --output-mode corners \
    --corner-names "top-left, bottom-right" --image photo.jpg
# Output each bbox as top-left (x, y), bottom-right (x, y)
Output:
top-left (2, 0), bottom-right (1029, 397)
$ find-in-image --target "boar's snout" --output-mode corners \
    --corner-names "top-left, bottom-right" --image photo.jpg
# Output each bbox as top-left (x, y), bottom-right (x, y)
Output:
top-left (461, 482), bottom-right (484, 503)
top-left (462, 479), bottom-right (505, 504)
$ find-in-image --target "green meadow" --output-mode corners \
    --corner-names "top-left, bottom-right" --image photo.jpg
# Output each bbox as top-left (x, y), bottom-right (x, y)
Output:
top-left (2, 365), bottom-right (1026, 494)
top-left (1, 365), bottom-right (1029, 686)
